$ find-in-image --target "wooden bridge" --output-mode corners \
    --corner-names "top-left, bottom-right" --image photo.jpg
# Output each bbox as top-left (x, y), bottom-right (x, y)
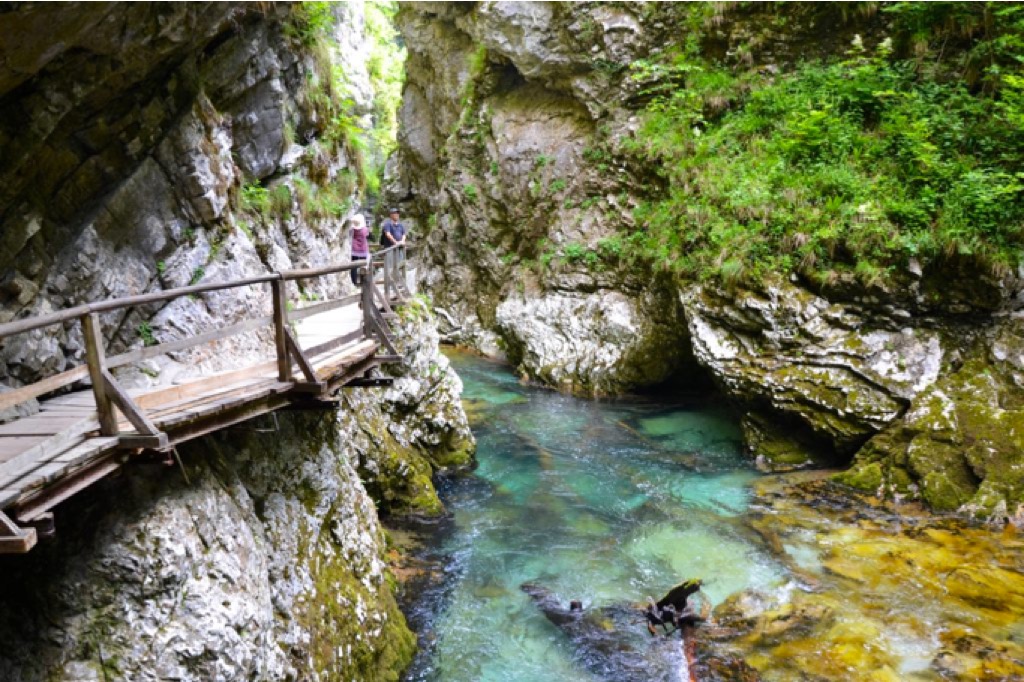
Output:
top-left (0, 245), bottom-right (415, 553)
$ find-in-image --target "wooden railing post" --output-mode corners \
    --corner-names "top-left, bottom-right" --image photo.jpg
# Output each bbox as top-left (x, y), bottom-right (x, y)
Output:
top-left (401, 245), bottom-right (409, 295)
top-left (82, 312), bottom-right (118, 436)
top-left (361, 264), bottom-right (374, 340)
top-left (271, 278), bottom-right (291, 382)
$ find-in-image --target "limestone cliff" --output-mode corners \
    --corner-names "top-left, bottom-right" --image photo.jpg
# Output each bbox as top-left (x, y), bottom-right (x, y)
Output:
top-left (392, 2), bottom-right (1024, 519)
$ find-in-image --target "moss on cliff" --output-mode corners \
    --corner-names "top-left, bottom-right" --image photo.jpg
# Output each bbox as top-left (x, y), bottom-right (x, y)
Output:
top-left (837, 341), bottom-right (1024, 517)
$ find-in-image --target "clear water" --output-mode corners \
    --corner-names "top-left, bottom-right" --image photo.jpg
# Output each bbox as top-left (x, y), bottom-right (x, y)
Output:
top-left (401, 352), bottom-right (787, 681)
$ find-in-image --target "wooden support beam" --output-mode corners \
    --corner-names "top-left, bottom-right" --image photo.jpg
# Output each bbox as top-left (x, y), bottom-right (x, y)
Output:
top-left (82, 313), bottom-right (118, 436)
top-left (14, 453), bottom-right (127, 524)
top-left (0, 509), bottom-right (37, 554)
top-left (271, 279), bottom-right (291, 382)
top-left (118, 433), bottom-right (169, 450)
top-left (285, 330), bottom-right (318, 383)
top-left (291, 382), bottom-right (328, 395)
top-left (101, 368), bottom-right (159, 436)
top-left (345, 377), bottom-right (394, 388)
top-left (371, 280), bottom-right (394, 315)
top-left (368, 307), bottom-right (398, 355)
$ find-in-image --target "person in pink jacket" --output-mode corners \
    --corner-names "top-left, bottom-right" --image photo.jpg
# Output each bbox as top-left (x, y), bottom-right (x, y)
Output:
top-left (349, 213), bottom-right (370, 286)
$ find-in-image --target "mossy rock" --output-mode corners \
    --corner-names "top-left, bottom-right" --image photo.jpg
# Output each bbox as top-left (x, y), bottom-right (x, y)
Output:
top-left (833, 462), bottom-right (883, 492)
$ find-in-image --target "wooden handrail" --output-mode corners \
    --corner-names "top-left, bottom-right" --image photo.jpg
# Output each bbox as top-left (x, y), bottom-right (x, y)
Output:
top-left (0, 246), bottom-right (416, 340)
top-left (0, 247), bottom-right (418, 412)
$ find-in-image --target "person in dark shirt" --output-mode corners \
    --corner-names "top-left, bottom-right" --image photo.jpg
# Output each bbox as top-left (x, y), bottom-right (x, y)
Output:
top-left (349, 213), bottom-right (370, 286)
top-left (380, 207), bottom-right (407, 247)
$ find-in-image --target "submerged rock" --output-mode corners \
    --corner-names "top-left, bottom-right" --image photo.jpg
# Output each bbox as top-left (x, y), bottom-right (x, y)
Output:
top-left (521, 582), bottom-right (687, 682)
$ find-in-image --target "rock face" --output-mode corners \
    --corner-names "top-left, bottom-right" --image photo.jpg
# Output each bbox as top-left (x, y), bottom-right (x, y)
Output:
top-left (0, 2), bottom-right (367, 388)
top-left (684, 280), bottom-right (947, 452)
top-left (393, 3), bottom-right (1024, 518)
top-left (394, 3), bottom-right (696, 396)
top-left (0, 308), bottom-right (474, 681)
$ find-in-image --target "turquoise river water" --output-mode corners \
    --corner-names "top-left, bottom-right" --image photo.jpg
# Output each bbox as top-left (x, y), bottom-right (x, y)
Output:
top-left (400, 351), bottom-right (786, 681)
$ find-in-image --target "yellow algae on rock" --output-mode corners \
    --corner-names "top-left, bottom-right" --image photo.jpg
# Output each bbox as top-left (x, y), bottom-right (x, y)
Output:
top-left (697, 471), bottom-right (1024, 680)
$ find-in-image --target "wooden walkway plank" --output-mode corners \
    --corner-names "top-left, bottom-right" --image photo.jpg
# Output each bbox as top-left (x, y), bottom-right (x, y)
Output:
top-left (1, 437), bottom-right (122, 508)
top-left (0, 416), bottom-right (97, 437)
top-left (0, 416), bottom-right (98, 480)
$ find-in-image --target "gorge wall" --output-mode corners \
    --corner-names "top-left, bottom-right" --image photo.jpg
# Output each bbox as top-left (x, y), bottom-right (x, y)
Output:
top-left (392, 2), bottom-right (1024, 521)
top-left (0, 2), bottom-right (473, 679)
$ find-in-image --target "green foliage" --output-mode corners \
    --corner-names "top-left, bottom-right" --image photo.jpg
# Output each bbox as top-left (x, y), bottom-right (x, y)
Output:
top-left (561, 242), bottom-right (601, 268)
top-left (463, 184), bottom-right (478, 203)
top-left (156, 260), bottom-right (166, 274)
top-left (270, 185), bottom-right (293, 219)
top-left (241, 183), bottom-right (271, 219)
top-left (365, 1), bottom-right (407, 201)
top-left (285, 2), bottom-right (335, 47)
top-left (189, 267), bottom-right (205, 286)
top-left (290, 2), bottom-right (405, 199)
top-left (294, 176), bottom-right (353, 220)
top-left (549, 178), bottom-right (567, 193)
top-left (137, 322), bottom-right (156, 347)
top-left (621, 8), bottom-right (1024, 285)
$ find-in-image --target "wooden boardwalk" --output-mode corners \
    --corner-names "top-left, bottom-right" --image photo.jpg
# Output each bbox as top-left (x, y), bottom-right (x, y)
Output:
top-left (0, 246), bottom-right (414, 553)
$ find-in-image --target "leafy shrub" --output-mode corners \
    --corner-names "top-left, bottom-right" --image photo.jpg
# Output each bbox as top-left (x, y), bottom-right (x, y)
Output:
top-left (619, 7), bottom-right (1024, 284)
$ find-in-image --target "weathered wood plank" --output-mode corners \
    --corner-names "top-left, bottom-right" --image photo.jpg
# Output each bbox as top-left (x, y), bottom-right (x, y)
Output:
top-left (140, 378), bottom-right (281, 423)
top-left (0, 365), bottom-right (89, 412)
top-left (133, 360), bottom-right (278, 410)
top-left (157, 382), bottom-right (291, 430)
top-left (302, 329), bottom-right (363, 363)
top-left (83, 312), bottom-right (118, 436)
top-left (106, 314), bottom-right (273, 369)
top-left (288, 293), bottom-right (361, 323)
top-left (314, 340), bottom-right (379, 379)
top-left (13, 451), bottom-right (127, 523)
top-left (43, 393), bottom-right (96, 407)
top-left (0, 417), bottom-right (97, 481)
top-left (101, 368), bottom-right (159, 436)
top-left (0, 437), bottom-right (48, 461)
top-left (0, 417), bottom-right (94, 437)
